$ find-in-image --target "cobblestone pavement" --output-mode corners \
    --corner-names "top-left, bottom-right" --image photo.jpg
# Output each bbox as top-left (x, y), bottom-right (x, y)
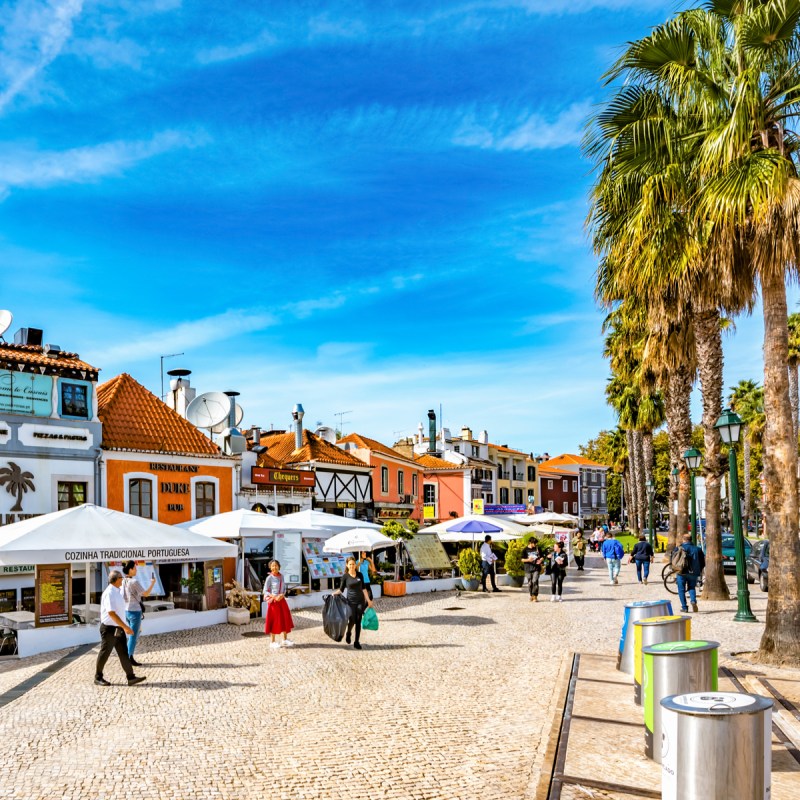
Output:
top-left (0, 554), bottom-right (794, 800)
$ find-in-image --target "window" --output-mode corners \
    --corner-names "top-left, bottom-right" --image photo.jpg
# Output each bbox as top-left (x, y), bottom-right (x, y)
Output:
top-left (454, 445), bottom-right (460, 453)
top-left (527, 466), bottom-right (535, 481)
top-left (500, 488), bottom-right (509, 504)
top-left (591, 489), bottom-right (597, 506)
top-left (381, 466), bottom-right (389, 494)
top-left (547, 480), bottom-right (553, 490)
top-left (572, 480), bottom-right (578, 492)
top-left (572, 502), bottom-right (578, 514)
top-left (582, 489), bottom-right (588, 503)
top-left (601, 472), bottom-right (606, 486)
top-left (58, 481), bottom-right (86, 510)
top-left (562, 479), bottom-right (568, 492)
top-left (472, 445), bottom-right (479, 457)
top-left (195, 482), bottom-right (215, 519)
top-left (423, 484), bottom-right (436, 504)
top-left (0, 589), bottom-right (15, 614)
top-left (563, 502), bottom-right (569, 513)
top-left (487, 494), bottom-right (494, 504)
top-left (397, 470), bottom-right (405, 495)
top-left (547, 501), bottom-right (554, 511)
top-left (514, 488), bottom-right (523, 504)
top-left (129, 479), bottom-right (153, 519)
top-left (412, 473), bottom-right (418, 497)
top-left (60, 382), bottom-right (89, 418)
top-left (601, 489), bottom-right (607, 504)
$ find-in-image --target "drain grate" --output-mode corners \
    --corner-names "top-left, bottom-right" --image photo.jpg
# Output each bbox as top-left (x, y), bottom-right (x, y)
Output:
top-left (241, 631), bottom-right (266, 638)
top-left (443, 607), bottom-right (465, 611)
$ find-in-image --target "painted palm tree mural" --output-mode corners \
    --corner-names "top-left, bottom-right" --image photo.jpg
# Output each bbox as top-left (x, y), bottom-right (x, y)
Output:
top-left (0, 462), bottom-right (35, 512)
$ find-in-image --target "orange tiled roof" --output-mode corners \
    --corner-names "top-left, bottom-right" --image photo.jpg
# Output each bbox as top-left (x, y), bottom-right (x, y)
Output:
top-left (414, 454), bottom-right (467, 471)
top-left (97, 373), bottom-right (222, 456)
top-left (338, 433), bottom-right (418, 465)
top-left (0, 342), bottom-right (99, 377)
top-left (539, 467), bottom-right (576, 477)
top-left (539, 454), bottom-right (609, 469)
top-left (258, 430), bottom-right (371, 469)
top-left (488, 442), bottom-right (528, 456)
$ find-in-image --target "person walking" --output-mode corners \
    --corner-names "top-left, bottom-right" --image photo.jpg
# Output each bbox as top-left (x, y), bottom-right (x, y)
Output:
top-left (601, 531), bottom-right (624, 585)
top-left (121, 560), bottom-right (156, 667)
top-left (631, 534), bottom-right (655, 585)
top-left (522, 537), bottom-right (545, 602)
top-left (549, 541), bottom-right (568, 602)
top-left (263, 559), bottom-right (295, 649)
top-left (358, 551), bottom-right (376, 601)
top-left (334, 556), bottom-right (373, 650)
top-left (591, 527), bottom-right (603, 552)
top-left (672, 534), bottom-right (706, 613)
top-left (480, 535), bottom-right (501, 593)
top-left (94, 571), bottom-right (146, 686)
top-left (571, 531), bottom-right (587, 570)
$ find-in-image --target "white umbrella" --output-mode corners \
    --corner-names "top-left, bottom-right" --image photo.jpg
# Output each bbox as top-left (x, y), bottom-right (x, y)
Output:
top-left (278, 509), bottom-right (381, 535)
top-left (525, 512), bottom-right (579, 525)
top-left (175, 509), bottom-right (300, 539)
top-left (424, 514), bottom-right (527, 536)
top-left (529, 524), bottom-right (575, 537)
top-left (322, 529), bottom-right (396, 554)
top-left (0, 504), bottom-right (238, 565)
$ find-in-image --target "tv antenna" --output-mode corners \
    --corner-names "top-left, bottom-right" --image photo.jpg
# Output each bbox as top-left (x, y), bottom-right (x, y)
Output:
top-left (160, 352), bottom-right (184, 399)
top-left (0, 310), bottom-right (12, 342)
top-left (334, 410), bottom-right (352, 436)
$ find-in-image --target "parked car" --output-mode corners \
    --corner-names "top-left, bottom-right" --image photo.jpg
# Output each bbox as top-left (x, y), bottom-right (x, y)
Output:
top-left (721, 534), bottom-right (752, 574)
top-left (745, 540), bottom-right (769, 591)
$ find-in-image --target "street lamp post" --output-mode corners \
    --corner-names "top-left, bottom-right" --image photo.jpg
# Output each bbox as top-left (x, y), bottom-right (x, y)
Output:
top-left (645, 478), bottom-right (655, 550)
top-left (682, 448), bottom-right (702, 546)
top-left (715, 409), bottom-right (757, 623)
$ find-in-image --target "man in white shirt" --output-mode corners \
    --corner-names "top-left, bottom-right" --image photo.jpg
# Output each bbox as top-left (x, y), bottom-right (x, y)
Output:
top-left (480, 535), bottom-right (501, 593)
top-left (95, 571), bottom-right (146, 686)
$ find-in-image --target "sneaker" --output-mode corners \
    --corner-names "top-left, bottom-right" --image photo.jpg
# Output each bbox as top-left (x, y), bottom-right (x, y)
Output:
top-left (558, 596), bottom-right (564, 602)
top-left (94, 677), bottom-right (111, 687)
top-left (681, 607), bottom-right (689, 613)
top-left (129, 658), bottom-right (143, 667)
top-left (613, 578), bottom-right (619, 585)
top-left (643, 579), bottom-right (648, 585)
top-left (691, 603), bottom-right (699, 613)
top-left (551, 595), bottom-right (556, 602)
top-left (282, 639), bottom-right (295, 648)
top-left (127, 676), bottom-right (146, 686)
top-left (270, 642), bottom-right (281, 650)
top-left (353, 642), bottom-right (362, 650)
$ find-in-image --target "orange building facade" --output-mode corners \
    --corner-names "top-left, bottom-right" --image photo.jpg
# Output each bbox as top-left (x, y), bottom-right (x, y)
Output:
top-left (414, 454), bottom-right (470, 524)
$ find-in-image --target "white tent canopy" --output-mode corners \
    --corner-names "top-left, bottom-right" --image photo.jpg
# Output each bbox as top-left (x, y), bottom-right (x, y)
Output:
top-left (175, 509), bottom-right (301, 539)
top-left (278, 509), bottom-right (381, 536)
top-left (514, 512), bottom-right (580, 526)
top-left (423, 514), bottom-right (527, 536)
top-left (323, 529), bottom-right (396, 554)
top-left (0, 504), bottom-right (238, 566)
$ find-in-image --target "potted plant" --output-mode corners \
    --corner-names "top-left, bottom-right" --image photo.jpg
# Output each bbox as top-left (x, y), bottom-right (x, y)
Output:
top-left (224, 579), bottom-right (252, 625)
top-left (179, 568), bottom-right (206, 611)
top-left (457, 548), bottom-right (482, 591)
top-left (381, 519), bottom-right (414, 597)
top-left (503, 540), bottom-right (526, 588)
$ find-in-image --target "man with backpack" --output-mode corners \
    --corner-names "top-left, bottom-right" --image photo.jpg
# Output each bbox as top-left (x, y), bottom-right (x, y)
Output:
top-left (601, 531), bottom-right (625, 585)
top-left (672, 533), bottom-right (705, 612)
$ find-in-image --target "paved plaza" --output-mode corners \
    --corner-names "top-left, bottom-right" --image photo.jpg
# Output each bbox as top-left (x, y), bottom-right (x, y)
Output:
top-left (0, 554), bottom-right (797, 800)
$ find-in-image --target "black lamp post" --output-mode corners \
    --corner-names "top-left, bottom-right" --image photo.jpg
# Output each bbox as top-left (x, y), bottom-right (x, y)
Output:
top-left (682, 448), bottom-right (702, 546)
top-left (645, 478), bottom-right (655, 550)
top-left (714, 409), bottom-right (757, 623)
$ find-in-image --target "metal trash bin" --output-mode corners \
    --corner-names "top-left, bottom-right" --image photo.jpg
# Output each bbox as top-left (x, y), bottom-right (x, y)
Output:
top-left (661, 692), bottom-right (773, 800)
top-left (632, 615), bottom-right (690, 705)
top-left (617, 599), bottom-right (673, 673)
top-left (642, 640), bottom-right (719, 762)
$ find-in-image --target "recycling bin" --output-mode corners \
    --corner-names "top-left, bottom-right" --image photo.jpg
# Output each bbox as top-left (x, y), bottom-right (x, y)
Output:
top-left (617, 599), bottom-right (673, 673)
top-left (661, 691), bottom-right (773, 799)
top-left (631, 615), bottom-right (690, 705)
top-left (642, 640), bottom-right (719, 762)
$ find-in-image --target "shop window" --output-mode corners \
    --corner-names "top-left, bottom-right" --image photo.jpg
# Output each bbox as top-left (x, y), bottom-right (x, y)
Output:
top-left (0, 589), bottom-right (16, 613)
top-left (381, 467), bottom-right (389, 494)
top-left (129, 479), bottom-right (153, 519)
top-left (60, 382), bottom-right (89, 418)
top-left (21, 587), bottom-right (35, 612)
top-left (500, 488), bottom-right (509, 504)
top-left (412, 473), bottom-right (418, 498)
top-left (195, 482), bottom-right (216, 519)
top-left (277, 504), bottom-right (300, 516)
top-left (58, 481), bottom-right (86, 510)
top-left (514, 488), bottom-right (523, 504)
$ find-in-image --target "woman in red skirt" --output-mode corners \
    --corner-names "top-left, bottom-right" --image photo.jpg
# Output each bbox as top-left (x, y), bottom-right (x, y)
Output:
top-left (263, 560), bottom-right (294, 649)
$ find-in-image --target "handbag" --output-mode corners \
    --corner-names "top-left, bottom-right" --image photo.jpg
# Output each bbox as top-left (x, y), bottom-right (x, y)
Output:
top-left (362, 607), bottom-right (379, 631)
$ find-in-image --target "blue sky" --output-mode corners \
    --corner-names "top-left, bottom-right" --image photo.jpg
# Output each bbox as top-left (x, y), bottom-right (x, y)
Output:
top-left (0, 1), bottom-right (789, 455)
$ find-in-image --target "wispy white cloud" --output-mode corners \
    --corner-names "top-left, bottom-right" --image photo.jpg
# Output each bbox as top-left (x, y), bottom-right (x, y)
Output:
top-left (0, 129), bottom-right (207, 198)
top-left (453, 102), bottom-right (591, 151)
top-left (519, 312), bottom-right (589, 335)
top-left (68, 35), bottom-right (148, 70)
top-left (308, 13), bottom-right (367, 40)
top-left (0, 0), bottom-right (84, 114)
top-left (196, 29), bottom-right (277, 65)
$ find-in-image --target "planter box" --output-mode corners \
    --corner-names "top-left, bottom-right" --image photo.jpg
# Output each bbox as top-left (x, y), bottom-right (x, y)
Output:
top-left (382, 581), bottom-right (407, 597)
top-left (227, 607), bottom-right (251, 625)
top-left (406, 577), bottom-right (459, 594)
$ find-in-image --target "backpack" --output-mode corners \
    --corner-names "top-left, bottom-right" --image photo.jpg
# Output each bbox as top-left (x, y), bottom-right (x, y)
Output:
top-left (670, 546), bottom-right (689, 575)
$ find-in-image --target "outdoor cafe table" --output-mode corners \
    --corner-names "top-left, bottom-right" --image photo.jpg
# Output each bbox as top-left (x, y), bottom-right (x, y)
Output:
top-left (0, 610), bottom-right (35, 630)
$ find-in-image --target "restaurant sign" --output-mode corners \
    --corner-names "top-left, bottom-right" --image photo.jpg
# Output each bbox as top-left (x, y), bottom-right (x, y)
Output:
top-left (485, 504), bottom-right (526, 514)
top-left (0, 370), bottom-right (52, 417)
top-left (251, 467), bottom-right (316, 488)
top-left (35, 563), bottom-right (72, 627)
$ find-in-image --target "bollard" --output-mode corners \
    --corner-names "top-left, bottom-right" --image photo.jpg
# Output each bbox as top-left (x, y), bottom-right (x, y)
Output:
top-left (661, 692), bottom-right (773, 800)
top-left (631, 615), bottom-right (690, 705)
top-left (642, 640), bottom-right (719, 762)
top-left (617, 599), bottom-right (673, 673)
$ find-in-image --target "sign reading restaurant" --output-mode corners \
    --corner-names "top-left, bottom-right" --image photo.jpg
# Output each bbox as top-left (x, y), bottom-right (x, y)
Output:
top-left (251, 467), bottom-right (316, 488)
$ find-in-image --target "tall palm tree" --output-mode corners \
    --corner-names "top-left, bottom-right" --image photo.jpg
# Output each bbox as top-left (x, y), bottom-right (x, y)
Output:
top-left (787, 313), bottom-right (800, 440)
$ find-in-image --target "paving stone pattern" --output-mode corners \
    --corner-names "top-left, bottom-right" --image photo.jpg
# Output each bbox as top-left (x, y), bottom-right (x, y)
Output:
top-left (0, 555), bottom-right (788, 800)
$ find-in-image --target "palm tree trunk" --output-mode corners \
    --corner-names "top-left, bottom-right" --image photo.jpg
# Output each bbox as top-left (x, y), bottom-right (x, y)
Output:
top-left (694, 308), bottom-right (729, 601)
top-left (788, 360), bottom-right (799, 441)
top-left (626, 429), bottom-right (639, 533)
top-left (635, 430), bottom-right (647, 534)
top-left (758, 269), bottom-right (800, 665)
top-left (666, 364), bottom-right (692, 554)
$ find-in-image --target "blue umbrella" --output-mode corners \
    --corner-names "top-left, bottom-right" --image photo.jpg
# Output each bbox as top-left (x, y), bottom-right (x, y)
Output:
top-left (446, 519), bottom-right (503, 533)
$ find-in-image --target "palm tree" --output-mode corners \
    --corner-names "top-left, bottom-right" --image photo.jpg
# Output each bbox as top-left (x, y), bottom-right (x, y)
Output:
top-left (787, 313), bottom-right (800, 440)
top-left (0, 462), bottom-right (35, 512)
top-left (730, 379), bottom-right (764, 529)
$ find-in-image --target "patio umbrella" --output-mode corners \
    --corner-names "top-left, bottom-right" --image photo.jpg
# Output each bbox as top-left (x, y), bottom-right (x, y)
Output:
top-left (278, 509), bottom-right (381, 536)
top-left (175, 509), bottom-right (300, 539)
top-left (436, 517), bottom-right (515, 545)
top-left (424, 514), bottom-right (527, 536)
top-left (322, 529), bottom-right (396, 554)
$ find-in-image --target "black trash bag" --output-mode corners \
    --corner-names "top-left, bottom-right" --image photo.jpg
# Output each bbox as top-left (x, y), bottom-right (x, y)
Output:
top-left (322, 594), bottom-right (352, 642)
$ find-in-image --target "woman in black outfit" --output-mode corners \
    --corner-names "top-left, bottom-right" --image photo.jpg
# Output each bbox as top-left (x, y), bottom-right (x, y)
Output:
top-left (334, 556), bottom-right (373, 650)
top-left (549, 541), bottom-right (568, 602)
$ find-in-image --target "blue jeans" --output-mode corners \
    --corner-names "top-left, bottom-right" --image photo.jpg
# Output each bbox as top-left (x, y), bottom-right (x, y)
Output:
top-left (635, 560), bottom-right (651, 582)
top-left (481, 561), bottom-right (498, 591)
top-left (125, 610), bottom-right (142, 658)
top-left (676, 574), bottom-right (698, 610)
top-left (606, 558), bottom-right (621, 582)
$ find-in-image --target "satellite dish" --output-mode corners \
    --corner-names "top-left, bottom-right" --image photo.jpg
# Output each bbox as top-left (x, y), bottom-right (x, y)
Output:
top-left (210, 404), bottom-right (243, 433)
top-left (0, 310), bottom-right (12, 339)
top-left (186, 392), bottom-right (230, 430)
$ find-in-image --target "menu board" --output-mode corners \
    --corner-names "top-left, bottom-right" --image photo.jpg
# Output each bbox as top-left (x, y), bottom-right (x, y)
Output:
top-left (35, 564), bottom-right (72, 627)
top-left (302, 538), bottom-right (347, 580)
top-left (403, 535), bottom-right (453, 571)
top-left (275, 532), bottom-right (303, 585)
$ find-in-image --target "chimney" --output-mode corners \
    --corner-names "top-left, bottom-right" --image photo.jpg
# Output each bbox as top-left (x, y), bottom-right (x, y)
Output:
top-left (166, 369), bottom-right (194, 416)
top-left (478, 430), bottom-right (488, 444)
top-left (251, 426), bottom-right (261, 445)
top-left (221, 391), bottom-right (246, 455)
top-left (461, 426), bottom-right (473, 441)
top-left (417, 422), bottom-right (424, 445)
top-left (293, 403), bottom-right (305, 450)
top-left (427, 409), bottom-right (436, 454)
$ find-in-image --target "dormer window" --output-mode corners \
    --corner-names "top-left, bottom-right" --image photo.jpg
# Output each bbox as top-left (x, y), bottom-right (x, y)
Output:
top-left (60, 382), bottom-right (89, 419)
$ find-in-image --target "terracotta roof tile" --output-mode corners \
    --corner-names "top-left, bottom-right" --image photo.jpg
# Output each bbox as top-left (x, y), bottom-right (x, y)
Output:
top-left (539, 467), bottom-right (576, 477)
top-left (414, 454), bottom-right (467, 471)
top-left (539, 454), bottom-right (609, 469)
top-left (258, 430), bottom-right (371, 469)
top-left (337, 433), bottom-right (418, 465)
top-left (97, 373), bottom-right (222, 456)
top-left (0, 343), bottom-right (99, 377)
top-left (488, 442), bottom-right (528, 455)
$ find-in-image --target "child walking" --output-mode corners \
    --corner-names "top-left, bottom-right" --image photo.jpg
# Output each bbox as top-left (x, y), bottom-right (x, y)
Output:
top-left (263, 560), bottom-right (294, 649)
